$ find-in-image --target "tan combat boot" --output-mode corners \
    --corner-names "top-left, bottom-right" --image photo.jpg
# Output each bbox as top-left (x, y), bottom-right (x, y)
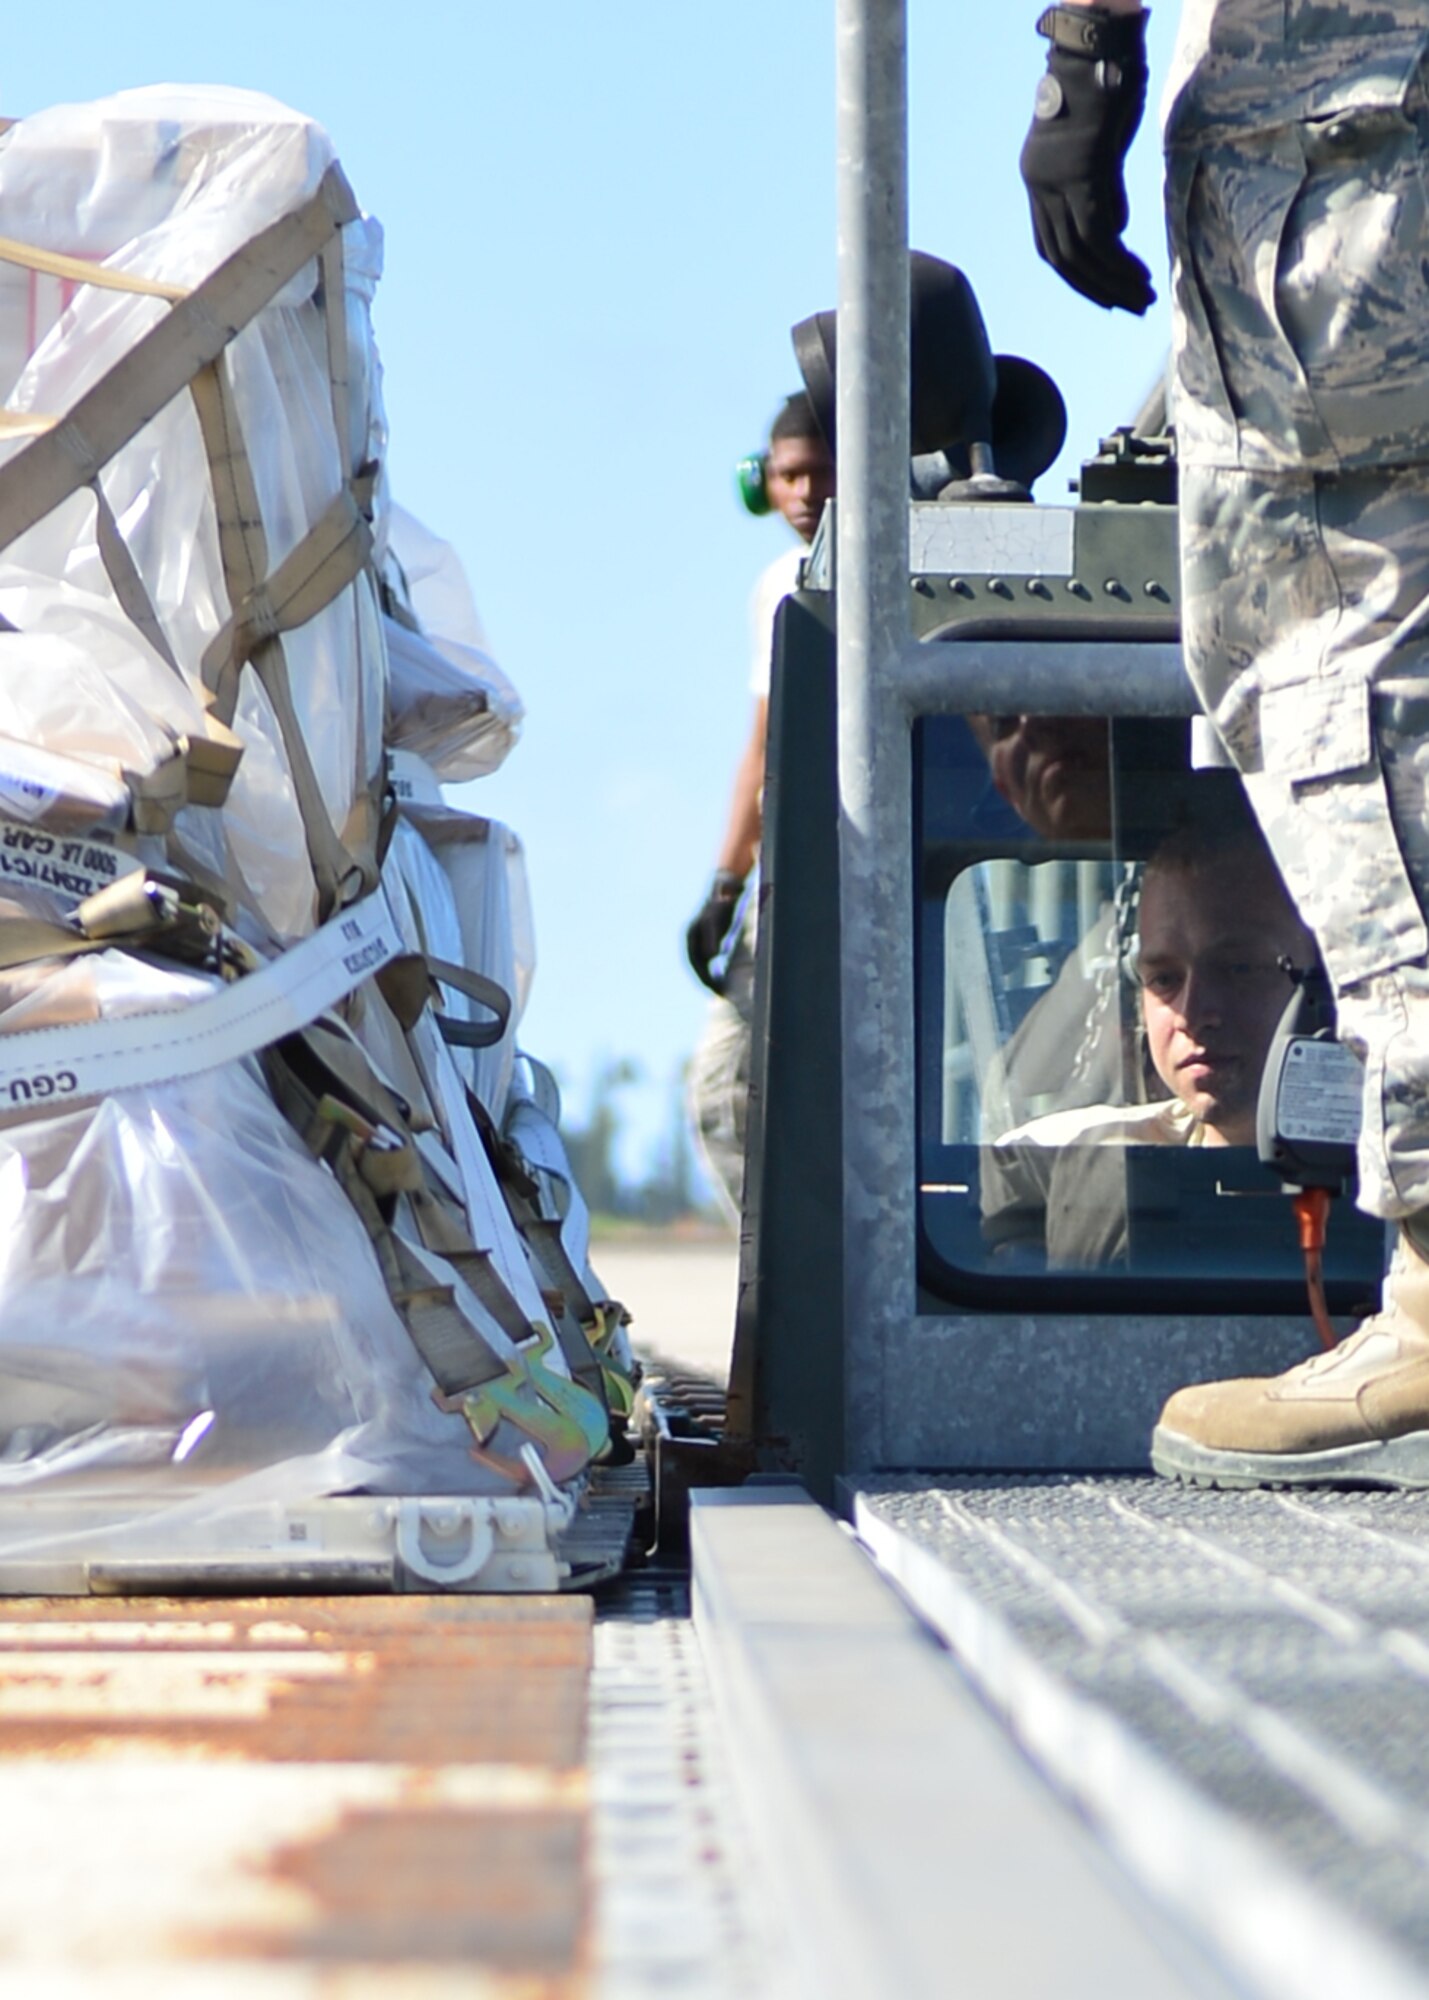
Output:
top-left (1152, 1226), bottom-right (1429, 1488)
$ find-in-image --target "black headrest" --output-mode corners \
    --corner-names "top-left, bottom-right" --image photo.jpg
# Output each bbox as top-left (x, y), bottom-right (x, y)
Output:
top-left (791, 251), bottom-right (1067, 488)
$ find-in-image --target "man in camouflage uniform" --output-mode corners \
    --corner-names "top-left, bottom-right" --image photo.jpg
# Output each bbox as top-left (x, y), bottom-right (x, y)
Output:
top-left (1021, 0), bottom-right (1429, 1486)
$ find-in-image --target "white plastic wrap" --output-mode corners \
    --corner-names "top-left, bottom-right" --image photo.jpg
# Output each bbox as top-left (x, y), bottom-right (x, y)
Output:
top-left (0, 957), bottom-right (526, 1504)
top-left (393, 806), bottom-right (535, 1120)
top-left (382, 503), bottom-right (524, 781)
top-left (0, 90), bottom-right (614, 1571)
top-left (0, 88), bottom-right (390, 946)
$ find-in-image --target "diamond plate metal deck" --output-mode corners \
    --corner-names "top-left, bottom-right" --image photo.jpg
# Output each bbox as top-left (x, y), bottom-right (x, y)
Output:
top-left (854, 1477), bottom-right (1429, 2000)
top-left (693, 1487), bottom-right (1217, 2000)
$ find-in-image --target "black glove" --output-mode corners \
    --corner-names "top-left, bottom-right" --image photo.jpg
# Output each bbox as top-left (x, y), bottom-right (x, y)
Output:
top-left (685, 870), bottom-right (745, 994)
top-left (1019, 6), bottom-right (1155, 316)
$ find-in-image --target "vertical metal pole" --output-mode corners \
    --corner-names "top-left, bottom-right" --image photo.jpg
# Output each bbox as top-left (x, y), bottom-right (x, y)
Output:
top-left (835, 0), bottom-right (911, 1470)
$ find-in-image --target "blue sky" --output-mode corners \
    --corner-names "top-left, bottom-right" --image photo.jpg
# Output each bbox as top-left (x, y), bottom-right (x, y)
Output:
top-left (7, 3), bottom-right (1179, 1181)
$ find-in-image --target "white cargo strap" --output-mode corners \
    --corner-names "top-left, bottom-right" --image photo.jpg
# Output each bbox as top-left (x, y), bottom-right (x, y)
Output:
top-left (388, 750), bottom-right (443, 809)
top-left (0, 883), bottom-right (405, 1111)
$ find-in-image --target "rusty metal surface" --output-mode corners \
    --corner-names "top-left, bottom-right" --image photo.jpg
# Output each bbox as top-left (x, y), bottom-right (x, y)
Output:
top-left (0, 1594), bottom-right (595, 1995)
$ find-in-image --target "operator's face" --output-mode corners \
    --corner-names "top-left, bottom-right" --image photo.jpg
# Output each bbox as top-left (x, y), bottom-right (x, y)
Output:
top-left (1136, 855), bottom-right (1314, 1146)
top-left (765, 432), bottom-right (835, 545)
top-left (971, 713), bottom-right (1112, 841)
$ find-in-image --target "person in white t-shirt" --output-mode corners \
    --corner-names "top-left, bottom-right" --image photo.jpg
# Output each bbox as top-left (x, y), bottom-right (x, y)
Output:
top-left (685, 393), bottom-right (835, 1218)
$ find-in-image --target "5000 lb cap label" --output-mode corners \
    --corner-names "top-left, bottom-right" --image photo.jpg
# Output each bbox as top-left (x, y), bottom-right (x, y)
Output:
top-left (1279, 1038), bottom-right (1363, 1146)
top-left (0, 819), bottom-right (138, 906)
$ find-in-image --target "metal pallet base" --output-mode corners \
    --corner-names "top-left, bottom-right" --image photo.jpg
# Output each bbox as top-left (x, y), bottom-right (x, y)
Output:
top-left (554, 1458), bottom-right (648, 1588)
top-left (0, 1458), bottom-right (647, 1596)
top-left (854, 1475), bottom-right (1429, 2000)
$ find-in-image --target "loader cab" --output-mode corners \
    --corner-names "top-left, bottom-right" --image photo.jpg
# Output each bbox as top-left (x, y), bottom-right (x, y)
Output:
top-left (916, 705), bottom-right (1379, 1308)
top-left (732, 428), bottom-right (1385, 1501)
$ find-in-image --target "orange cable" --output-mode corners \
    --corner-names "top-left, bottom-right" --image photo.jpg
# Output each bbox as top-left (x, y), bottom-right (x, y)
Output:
top-left (1292, 1186), bottom-right (1339, 1351)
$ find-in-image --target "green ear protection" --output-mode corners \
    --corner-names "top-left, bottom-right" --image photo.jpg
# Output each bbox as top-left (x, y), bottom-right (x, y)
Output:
top-left (735, 452), bottom-right (772, 516)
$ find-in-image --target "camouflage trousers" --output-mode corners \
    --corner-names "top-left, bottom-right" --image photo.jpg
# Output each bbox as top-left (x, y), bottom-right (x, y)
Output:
top-left (1171, 28), bottom-right (1429, 1217)
top-left (1181, 460), bottom-right (1429, 1218)
top-left (687, 921), bottom-right (755, 1224)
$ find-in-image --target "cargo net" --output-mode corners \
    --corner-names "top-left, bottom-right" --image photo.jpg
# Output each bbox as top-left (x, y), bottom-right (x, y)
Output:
top-left (0, 87), bottom-right (635, 1587)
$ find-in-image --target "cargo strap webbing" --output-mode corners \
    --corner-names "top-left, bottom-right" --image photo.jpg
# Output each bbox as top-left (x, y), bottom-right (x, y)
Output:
top-left (0, 881), bottom-right (404, 1110)
top-left (387, 1235), bottom-right (513, 1397)
top-left (259, 1024), bottom-right (517, 1399)
top-left (0, 233), bottom-right (188, 300)
top-left (429, 958), bottom-right (511, 1049)
top-left (262, 1018), bottom-right (588, 1427)
top-left (88, 479), bottom-right (245, 809)
top-left (271, 1010), bottom-right (414, 1140)
top-left (188, 353), bottom-right (374, 917)
top-left (90, 480), bottom-right (183, 677)
top-left (0, 165), bottom-right (358, 560)
top-left (368, 945), bottom-right (512, 1050)
top-left (183, 185), bottom-right (383, 921)
top-left (0, 915), bottom-right (116, 973)
top-left (260, 1009), bottom-right (613, 1492)
top-left (319, 232), bottom-right (352, 491)
top-left (457, 1088), bottom-right (627, 1415)
top-left (0, 412), bottom-right (57, 439)
top-left (398, 1174), bottom-right (539, 1352)
top-left (308, 215), bottom-right (385, 902)
top-left (398, 1139), bottom-right (564, 1367)
top-left (521, 1212), bottom-right (601, 1332)
top-left (0, 169), bottom-right (371, 866)
top-left (518, 1212), bottom-right (616, 1412)
top-left (200, 479), bottom-right (374, 720)
top-left (0, 870), bottom-right (223, 975)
